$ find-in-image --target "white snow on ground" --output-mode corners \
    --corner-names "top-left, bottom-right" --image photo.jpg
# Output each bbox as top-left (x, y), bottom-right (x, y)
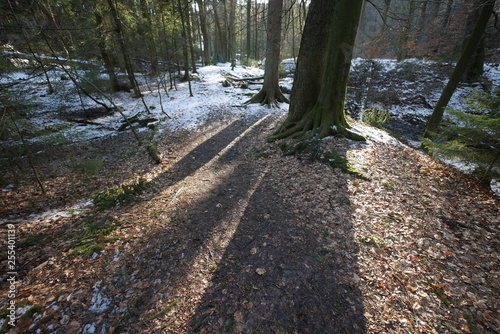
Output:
top-left (0, 199), bottom-right (93, 225)
top-left (1, 58), bottom-right (499, 204)
top-left (0, 63), bottom-right (288, 224)
top-left (89, 282), bottom-right (111, 313)
top-left (1, 62), bottom-right (287, 144)
top-left (491, 179), bottom-right (500, 196)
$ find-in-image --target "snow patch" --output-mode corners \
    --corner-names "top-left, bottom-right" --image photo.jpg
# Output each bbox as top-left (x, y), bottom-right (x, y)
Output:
top-left (82, 323), bottom-right (97, 334)
top-left (491, 179), bottom-right (500, 196)
top-left (89, 282), bottom-right (111, 313)
top-left (0, 199), bottom-right (93, 225)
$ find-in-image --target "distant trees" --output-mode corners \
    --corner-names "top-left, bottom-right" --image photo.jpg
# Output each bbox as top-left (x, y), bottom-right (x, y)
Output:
top-left (356, 0), bottom-right (496, 61)
top-left (2, 0), bottom-right (496, 84)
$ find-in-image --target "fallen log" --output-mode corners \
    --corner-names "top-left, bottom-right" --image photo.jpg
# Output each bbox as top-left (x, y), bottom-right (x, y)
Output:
top-left (66, 118), bottom-right (101, 126)
top-left (118, 116), bottom-right (158, 131)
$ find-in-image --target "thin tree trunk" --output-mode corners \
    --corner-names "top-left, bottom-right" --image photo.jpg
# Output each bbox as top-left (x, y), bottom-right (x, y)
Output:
top-left (229, 0), bottom-right (236, 69)
top-left (197, 0), bottom-right (211, 65)
top-left (7, 0), bottom-right (55, 94)
top-left (246, 0), bottom-right (252, 63)
top-left (95, 11), bottom-right (120, 91)
top-left (424, 0), bottom-right (495, 138)
top-left (187, 4), bottom-right (198, 73)
top-left (106, 0), bottom-right (142, 97)
top-left (442, 0), bottom-right (455, 30)
top-left (212, 0), bottom-right (226, 62)
top-left (139, 0), bottom-right (159, 74)
top-left (177, 0), bottom-right (194, 96)
top-left (397, 0), bottom-right (416, 61)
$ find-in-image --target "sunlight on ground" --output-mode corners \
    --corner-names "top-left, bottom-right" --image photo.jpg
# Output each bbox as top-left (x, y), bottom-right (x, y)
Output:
top-left (144, 114), bottom-right (272, 319)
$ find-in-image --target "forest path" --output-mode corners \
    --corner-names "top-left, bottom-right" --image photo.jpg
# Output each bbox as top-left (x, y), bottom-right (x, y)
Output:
top-left (0, 112), bottom-right (498, 333)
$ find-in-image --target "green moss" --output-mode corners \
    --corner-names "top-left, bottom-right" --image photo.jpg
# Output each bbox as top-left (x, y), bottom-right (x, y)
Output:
top-left (73, 159), bottom-right (104, 175)
top-left (361, 104), bottom-right (390, 127)
top-left (381, 182), bottom-right (395, 190)
top-left (68, 216), bottom-right (118, 257)
top-left (325, 152), bottom-right (370, 180)
top-left (92, 178), bottom-right (150, 210)
top-left (190, 313), bottom-right (209, 331)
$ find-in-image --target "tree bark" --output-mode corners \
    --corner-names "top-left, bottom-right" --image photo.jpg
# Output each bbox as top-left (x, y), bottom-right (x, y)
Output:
top-left (282, 0), bottom-right (336, 122)
top-left (212, 0), bottom-right (226, 62)
top-left (94, 11), bottom-right (120, 91)
top-left (397, 0), bottom-right (416, 61)
top-left (462, 0), bottom-right (487, 83)
top-left (106, 0), bottom-right (142, 97)
top-left (245, 0), bottom-right (288, 107)
top-left (246, 0), bottom-right (252, 63)
top-left (229, 0), bottom-right (236, 69)
top-left (271, 0), bottom-right (365, 145)
top-left (187, 3), bottom-right (198, 74)
top-left (139, 0), bottom-right (159, 74)
top-left (424, 0), bottom-right (495, 138)
top-left (196, 0), bottom-right (211, 66)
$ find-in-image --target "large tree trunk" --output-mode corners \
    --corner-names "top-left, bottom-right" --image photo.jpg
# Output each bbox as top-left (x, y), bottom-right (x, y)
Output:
top-left (284, 0), bottom-right (335, 122)
top-left (271, 0), bottom-right (365, 145)
top-left (424, 0), bottom-right (495, 138)
top-left (245, 0), bottom-right (288, 106)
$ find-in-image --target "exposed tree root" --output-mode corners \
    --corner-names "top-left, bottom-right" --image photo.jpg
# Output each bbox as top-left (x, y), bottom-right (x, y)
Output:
top-left (269, 104), bottom-right (365, 155)
top-left (245, 87), bottom-right (289, 107)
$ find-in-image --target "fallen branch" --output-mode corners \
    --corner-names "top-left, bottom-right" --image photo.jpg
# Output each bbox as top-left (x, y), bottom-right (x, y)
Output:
top-left (66, 118), bottom-right (101, 126)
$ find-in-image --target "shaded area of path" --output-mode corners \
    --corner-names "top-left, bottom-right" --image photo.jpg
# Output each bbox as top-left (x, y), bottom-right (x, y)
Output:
top-left (190, 154), bottom-right (366, 333)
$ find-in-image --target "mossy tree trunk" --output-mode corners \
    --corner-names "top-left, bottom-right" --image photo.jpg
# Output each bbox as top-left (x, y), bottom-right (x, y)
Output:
top-left (270, 0), bottom-right (365, 145)
top-left (246, 0), bottom-right (289, 107)
top-left (424, 0), bottom-right (495, 138)
top-left (284, 0), bottom-right (336, 123)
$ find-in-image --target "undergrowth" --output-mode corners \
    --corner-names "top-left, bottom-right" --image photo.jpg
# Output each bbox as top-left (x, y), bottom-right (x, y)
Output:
top-left (68, 216), bottom-right (118, 257)
top-left (92, 178), bottom-right (150, 210)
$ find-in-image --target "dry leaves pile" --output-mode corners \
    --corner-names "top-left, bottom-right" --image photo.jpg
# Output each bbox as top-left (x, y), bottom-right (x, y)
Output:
top-left (0, 115), bottom-right (498, 334)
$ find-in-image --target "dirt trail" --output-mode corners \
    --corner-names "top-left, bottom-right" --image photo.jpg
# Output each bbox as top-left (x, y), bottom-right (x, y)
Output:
top-left (0, 112), bottom-right (498, 334)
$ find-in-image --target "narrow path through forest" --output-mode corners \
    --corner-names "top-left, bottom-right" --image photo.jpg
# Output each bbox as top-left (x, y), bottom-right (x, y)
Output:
top-left (0, 110), bottom-right (498, 334)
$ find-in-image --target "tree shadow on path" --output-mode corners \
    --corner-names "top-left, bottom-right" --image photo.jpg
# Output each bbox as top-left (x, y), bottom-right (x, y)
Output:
top-left (189, 145), bottom-right (367, 333)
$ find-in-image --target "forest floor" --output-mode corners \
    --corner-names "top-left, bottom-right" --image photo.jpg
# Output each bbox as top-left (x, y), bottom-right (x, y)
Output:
top-left (0, 109), bottom-right (499, 334)
top-left (0, 60), bottom-right (499, 333)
